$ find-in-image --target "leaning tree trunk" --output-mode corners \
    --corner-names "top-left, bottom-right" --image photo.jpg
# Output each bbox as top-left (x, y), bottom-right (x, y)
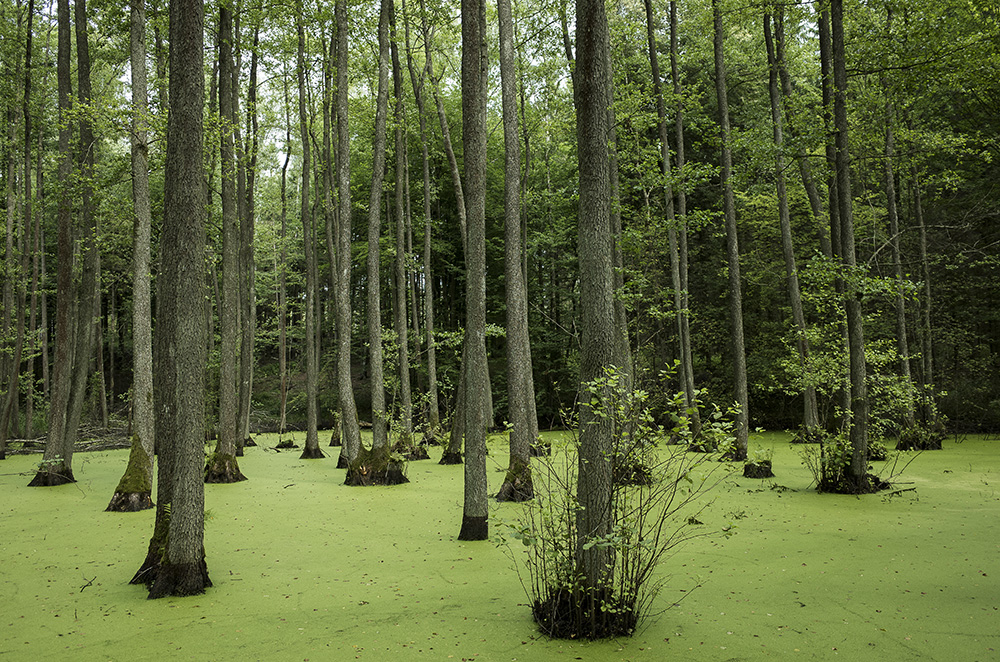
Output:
top-left (713, 0), bottom-right (748, 460)
top-left (765, 10), bottom-right (819, 434)
top-left (108, 0), bottom-right (155, 511)
top-left (496, 0), bottom-right (535, 502)
top-left (205, 0), bottom-right (247, 481)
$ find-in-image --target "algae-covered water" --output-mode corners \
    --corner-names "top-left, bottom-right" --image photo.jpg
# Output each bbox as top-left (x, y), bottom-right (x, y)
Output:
top-left (1, 432), bottom-right (997, 661)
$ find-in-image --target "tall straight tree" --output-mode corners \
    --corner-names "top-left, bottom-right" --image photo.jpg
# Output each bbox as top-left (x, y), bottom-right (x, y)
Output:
top-left (366, 0), bottom-right (392, 455)
top-left (831, 0), bottom-right (869, 490)
top-left (496, 0), bottom-right (535, 502)
top-left (402, 0), bottom-right (441, 439)
top-left (764, 9), bottom-right (819, 434)
top-left (458, 0), bottom-right (489, 540)
top-left (389, 0), bottom-right (413, 448)
top-left (297, 1), bottom-right (322, 460)
top-left (206, 0), bottom-right (248, 481)
top-left (30, 0), bottom-right (99, 486)
top-left (107, 0), bottom-right (155, 511)
top-left (334, 0), bottom-right (362, 467)
top-left (575, 0), bottom-right (616, 605)
top-left (712, 0), bottom-right (748, 460)
top-left (139, 0), bottom-right (211, 597)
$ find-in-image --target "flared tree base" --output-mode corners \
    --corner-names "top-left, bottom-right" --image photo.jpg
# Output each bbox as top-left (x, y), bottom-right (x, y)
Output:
top-left (147, 559), bottom-right (212, 599)
top-left (438, 451), bottom-right (463, 465)
top-left (299, 446), bottom-right (325, 459)
top-left (344, 445), bottom-right (409, 486)
top-left (244, 436), bottom-right (257, 447)
top-left (204, 453), bottom-right (248, 483)
top-left (329, 430), bottom-right (342, 447)
top-left (274, 439), bottom-right (298, 450)
top-left (457, 514), bottom-right (488, 540)
top-left (496, 475), bottom-right (533, 502)
top-left (27, 467), bottom-right (76, 486)
top-left (106, 491), bottom-right (154, 512)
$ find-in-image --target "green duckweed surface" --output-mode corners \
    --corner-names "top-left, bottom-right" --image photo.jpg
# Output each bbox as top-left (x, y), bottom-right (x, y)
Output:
top-left (1, 432), bottom-right (997, 661)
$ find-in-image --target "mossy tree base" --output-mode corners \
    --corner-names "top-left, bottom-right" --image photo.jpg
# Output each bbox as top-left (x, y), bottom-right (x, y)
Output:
top-left (147, 559), bottom-right (212, 599)
top-left (299, 446), bottom-right (325, 459)
top-left (344, 445), bottom-right (409, 486)
top-left (532, 588), bottom-right (636, 640)
top-left (457, 514), bottom-right (488, 540)
top-left (336, 451), bottom-right (350, 469)
top-left (204, 453), bottom-right (248, 483)
top-left (404, 446), bottom-right (430, 461)
top-left (743, 460), bottom-right (775, 479)
top-left (820, 472), bottom-right (891, 495)
top-left (329, 430), bottom-right (342, 447)
top-left (791, 425), bottom-right (825, 444)
top-left (439, 451), bottom-right (462, 465)
top-left (274, 439), bottom-right (298, 450)
top-left (27, 467), bottom-right (76, 487)
top-left (244, 436), bottom-right (257, 447)
top-left (420, 429), bottom-right (440, 446)
top-left (106, 491), bottom-right (154, 512)
top-left (496, 475), bottom-right (533, 502)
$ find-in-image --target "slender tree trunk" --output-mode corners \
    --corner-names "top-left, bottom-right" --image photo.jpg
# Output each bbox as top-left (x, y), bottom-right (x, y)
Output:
top-left (108, 0), bottom-right (155, 511)
top-left (832, 0), bottom-right (869, 490)
top-left (141, 0), bottom-right (210, 597)
top-left (712, 0), bottom-right (748, 460)
top-left (362, 0), bottom-right (392, 457)
top-left (278, 73), bottom-right (291, 437)
top-left (496, 0), bottom-right (534, 502)
top-left (238, 26), bottom-right (260, 451)
top-left (297, 3), bottom-right (322, 460)
top-left (389, 2), bottom-right (413, 448)
top-left (206, 0), bottom-right (247, 481)
top-left (765, 10), bottom-right (819, 433)
top-left (670, 0), bottom-right (700, 436)
top-left (335, 0), bottom-right (362, 468)
top-left (457, 0), bottom-right (490, 541)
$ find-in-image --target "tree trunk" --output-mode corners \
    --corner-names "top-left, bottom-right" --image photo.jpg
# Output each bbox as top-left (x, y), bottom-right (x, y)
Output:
top-left (108, 0), bottom-right (155, 511)
top-left (670, 0), bottom-right (701, 437)
top-left (765, 10), bottom-right (819, 433)
top-left (206, 0), bottom-right (247, 481)
top-left (363, 0), bottom-right (391, 457)
top-left (389, 2), bottom-right (413, 448)
top-left (278, 74), bottom-right (291, 437)
top-left (297, 3), bottom-right (322, 460)
top-left (142, 0), bottom-right (211, 597)
top-left (458, 0), bottom-right (489, 541)
top-left (496, 0), bottom-right (535, 502)
top-left (575, 0), bottom-right (616, 596)
top-left (713, 0), bottom-right (748, 460)
top-left (832, 0), bottom-right (869, 490)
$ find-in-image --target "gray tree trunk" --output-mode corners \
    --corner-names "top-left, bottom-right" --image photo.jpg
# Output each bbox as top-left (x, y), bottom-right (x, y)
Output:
top-left (107, 0), bottom-right (155, 511)
top-left (144, 0), bottom-right (210, 596)
top-left (206, 0), bottom-right (247, 481)
top-left (496, 0), bottom-right (535, 502)
top-left (765, 11), bottom-right (819, 433)
top-left (458, 0), bottom-right (489, 540)
top-left (713, 0), bottom-right (748, 460)
top-left (832, 0), bottom-right (869, 490)
top-left (334, 0), bottom-right (362, 467)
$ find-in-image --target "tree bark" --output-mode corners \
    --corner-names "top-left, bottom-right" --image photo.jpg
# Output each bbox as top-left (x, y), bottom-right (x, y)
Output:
top-left (143, 0), bottom-right (210, 597)
top-left (713, 0), bottom-right (749, 460)
top-left (765, 9), bottom-right (819, 433)
top-left (832, 0), bottom-right (869, 490)
top-left (297, 3), bottom-right (322, 460)
top-left (575, 0), bottom-right (616, 591)
top-left (334, 0), bottom-right (362, 467)
top-left (206, 0), bottom-right (248, 480)
top-left (458, 0), bottom-right (489, 540)
top-left (108, 0), bottom-right (155, 511)
top-left (496, 0), bottom-right (535, 502)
